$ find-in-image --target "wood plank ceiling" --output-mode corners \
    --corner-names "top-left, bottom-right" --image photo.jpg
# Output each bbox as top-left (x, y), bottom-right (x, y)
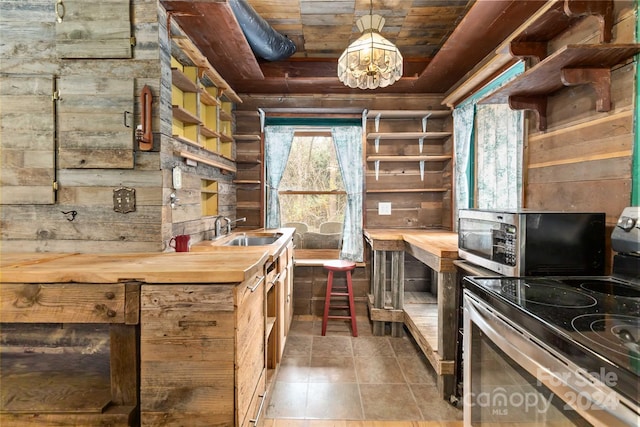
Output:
top-left (161, 0), bottom-right (547, 95)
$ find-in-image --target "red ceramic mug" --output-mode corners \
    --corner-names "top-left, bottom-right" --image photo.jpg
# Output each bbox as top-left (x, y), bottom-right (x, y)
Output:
top-left (170, 234), bottom-right (190, 252)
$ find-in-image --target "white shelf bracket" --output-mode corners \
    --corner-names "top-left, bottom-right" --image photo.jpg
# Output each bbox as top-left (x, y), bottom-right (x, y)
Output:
top-left (375, 160), bottom-right (380, 181)
top-left (374, 114), bottom-right (381, 132)
top-left (375, 136), bottom-right (380, 153)
top-left (422, 115), bottom-right (429, 133)
top-left (418, 137), bottom-right (425, 153)
top-left (420, 160), bottom-right (425, 181)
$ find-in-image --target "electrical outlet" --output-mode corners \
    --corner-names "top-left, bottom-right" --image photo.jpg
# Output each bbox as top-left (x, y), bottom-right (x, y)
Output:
top-left (378, 202), bottom-right (391, 215)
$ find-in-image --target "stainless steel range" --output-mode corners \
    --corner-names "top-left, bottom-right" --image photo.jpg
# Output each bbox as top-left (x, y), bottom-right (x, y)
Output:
top-left (463, 207), bottom-right (640, 426)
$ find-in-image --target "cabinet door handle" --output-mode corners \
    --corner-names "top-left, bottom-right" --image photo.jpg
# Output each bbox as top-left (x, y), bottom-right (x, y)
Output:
top-left (247, 275), bottom-right (265, 292)
top-left (249, 392), bottom-right (267, 425)
top-left (268, 272), bottom-right (281, 286)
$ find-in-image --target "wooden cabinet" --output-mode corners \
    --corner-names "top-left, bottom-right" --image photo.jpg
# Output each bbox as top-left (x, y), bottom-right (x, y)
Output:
top-left (0, 281), bottom-right (140, 426)
top-left (363, 110), bottom-right (453, 229)
top-left (140, 273), bottom-right (266, 426)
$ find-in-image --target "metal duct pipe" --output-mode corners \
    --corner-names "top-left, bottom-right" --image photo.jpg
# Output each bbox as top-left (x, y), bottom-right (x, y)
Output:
top-left (229, 0), bottom-right (297, 62)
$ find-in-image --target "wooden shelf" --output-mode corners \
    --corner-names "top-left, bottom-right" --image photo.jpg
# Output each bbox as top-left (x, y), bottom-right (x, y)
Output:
top-left (498, 0), bottom-right (615, 58)
top-left (171, 68), bottom-right (198, 93)
top-left (366, 188), bottom-right (448, 194)
top-left (173, 134), bottom-right (200, 147)
top-left (403, 300), bottom-right (454, 376)
top-left (366, 110), bottom-right (450, 119)
top-left (219, 109), bottom-right (232, 122)
top-left (266, 317), bottom-right (276, 339)
top-left (200, 125), bottom-right (220, 138)
top-left (236, 153), bottom-right (261, 164)
top-left (233, 180), bottom-right (261, 185)
top-left (172, 35), bottom-right (242, 104)
top-left (176, 150), bottom-right (237, 173)
top-left (367, 132), bottom-right (452, 140)
top-left (233, 134), bottom-right (261, 142)
top-left (480, 44), bottom-right (640, 130)
top-left (367, 155), bottom-right (452, 162)
top-left (237, 201), bottom-right (261, 210)
top-left (199, 89), bottom-right (220, 107)
top-left (219, 132), bottom-right (233, 143)
top-left (172, 105), bottom-right (201, 125)
top-left (443, 0), bottom-right (616, 108)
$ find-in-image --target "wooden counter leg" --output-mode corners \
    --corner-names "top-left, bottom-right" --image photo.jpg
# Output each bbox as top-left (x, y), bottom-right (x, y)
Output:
top-left (372, 250), bottom-right (386, 336)
top-left (390, 251), bottom-right (404, 337)
top-left (437, 270), bottom-right (458, 400)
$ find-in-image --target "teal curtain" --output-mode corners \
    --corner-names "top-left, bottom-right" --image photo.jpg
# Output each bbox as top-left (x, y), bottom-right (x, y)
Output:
top-left (475, 104), bottom-right (523, 209)
top-left (265, 126), bottom-right (295, 228)
top-left (331, 126), bottom-right (364, 262)
top-left (453, 103), bottom-right (475, 229)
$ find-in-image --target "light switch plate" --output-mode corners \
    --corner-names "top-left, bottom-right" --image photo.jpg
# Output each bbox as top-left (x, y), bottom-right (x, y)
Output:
top-left (378, 202), bottom-right (392, 215)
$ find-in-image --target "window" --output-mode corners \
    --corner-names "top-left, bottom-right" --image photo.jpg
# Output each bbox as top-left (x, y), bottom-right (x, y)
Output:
top-left (279, 133), bottom-right (346, 249)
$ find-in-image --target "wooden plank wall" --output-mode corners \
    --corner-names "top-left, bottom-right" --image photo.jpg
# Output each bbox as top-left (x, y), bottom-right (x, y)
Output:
top-left (0, 2), bottom-right (237, 253)
top-left (524, 2), bottom-right (637, 233)
top-left (236, 94), bottom-right (453, 231)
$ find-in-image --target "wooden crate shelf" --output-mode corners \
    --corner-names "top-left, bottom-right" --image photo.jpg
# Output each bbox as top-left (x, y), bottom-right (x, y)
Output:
top-left (172, 105), bottom-right (201, 125)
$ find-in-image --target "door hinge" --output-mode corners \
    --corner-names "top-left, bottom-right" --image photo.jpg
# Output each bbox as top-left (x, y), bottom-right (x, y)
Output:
top-left (52, 181), bottom-right (59, 191)
top-left (52, 90), bottom-right (60, 101)
top-left (130, 36), bottom-right (136, 46)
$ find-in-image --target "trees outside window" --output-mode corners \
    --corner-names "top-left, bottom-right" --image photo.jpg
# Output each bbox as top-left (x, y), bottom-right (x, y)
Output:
top-left (279, 133), bottom-right (345, 248)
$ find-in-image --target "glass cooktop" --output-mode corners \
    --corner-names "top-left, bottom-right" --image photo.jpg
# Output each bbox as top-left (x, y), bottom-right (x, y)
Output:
top-left (464, 275), bottom-right (640, 404)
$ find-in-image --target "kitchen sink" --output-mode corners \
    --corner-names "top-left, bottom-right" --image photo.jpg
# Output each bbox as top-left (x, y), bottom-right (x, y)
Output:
top-left (223, 233), bottom-right (282, 246)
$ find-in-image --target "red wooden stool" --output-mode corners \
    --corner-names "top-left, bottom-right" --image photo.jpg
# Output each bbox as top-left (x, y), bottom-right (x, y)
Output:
top-left (321, 260), bottom-right (358, 337)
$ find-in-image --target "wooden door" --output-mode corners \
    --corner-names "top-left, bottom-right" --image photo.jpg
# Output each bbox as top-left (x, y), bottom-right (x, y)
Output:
top-left (55, 0), bottom-right (132, 59)
top-left (57, 76), bottom-right (134, 169)
top-left (0, 75), bottom-right (56, 204)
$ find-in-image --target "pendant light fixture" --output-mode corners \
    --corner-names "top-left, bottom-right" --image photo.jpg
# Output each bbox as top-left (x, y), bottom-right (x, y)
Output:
top-left (337, 0), bottom-right (403, 89)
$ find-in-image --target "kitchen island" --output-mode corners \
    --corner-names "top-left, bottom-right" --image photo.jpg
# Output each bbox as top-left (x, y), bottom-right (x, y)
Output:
top-left (0, 228), bottom-right (294, 426)
top-left (364, 229), bottom-right (459, 401)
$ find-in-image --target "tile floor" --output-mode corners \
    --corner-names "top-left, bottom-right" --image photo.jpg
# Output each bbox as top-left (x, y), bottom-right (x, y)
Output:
top-left (264, 316), bottom-right (463, 423)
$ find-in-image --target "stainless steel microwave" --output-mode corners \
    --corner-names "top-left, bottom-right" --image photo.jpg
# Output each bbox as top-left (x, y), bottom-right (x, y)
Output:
top-left (457, 209), bottom-right (606, 276)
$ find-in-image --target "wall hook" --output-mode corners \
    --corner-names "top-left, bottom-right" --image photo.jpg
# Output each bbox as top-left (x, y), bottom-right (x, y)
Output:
top-left (61, 210), bottom-right (77, 221)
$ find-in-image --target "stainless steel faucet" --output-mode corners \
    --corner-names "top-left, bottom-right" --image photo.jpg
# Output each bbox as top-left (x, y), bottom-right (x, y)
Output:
top-left (214, 216), bottom-right (228, 237)
top-left (227, 217), bottom-right (247, 233)
top-left (214, 216), bottom-right (246, 237)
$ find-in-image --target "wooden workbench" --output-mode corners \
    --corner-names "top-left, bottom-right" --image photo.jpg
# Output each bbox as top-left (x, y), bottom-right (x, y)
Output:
top-left (363, 229), bottom-right (459, 401)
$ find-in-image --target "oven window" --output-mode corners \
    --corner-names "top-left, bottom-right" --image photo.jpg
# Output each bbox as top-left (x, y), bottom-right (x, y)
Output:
top-left (468, 325), bottom-right (591, 426)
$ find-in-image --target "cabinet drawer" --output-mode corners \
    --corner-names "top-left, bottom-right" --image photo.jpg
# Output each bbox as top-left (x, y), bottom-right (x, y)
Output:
top-left (241, 369), bottom-right (266, 427)
top-left (236, 275), bottom-right (265, 425)
top-left (1, 283), bottom-right (127, 323)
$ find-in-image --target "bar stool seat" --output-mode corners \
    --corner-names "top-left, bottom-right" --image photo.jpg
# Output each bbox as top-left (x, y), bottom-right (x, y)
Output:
top-left (322, 260), bottom-right (357, 337)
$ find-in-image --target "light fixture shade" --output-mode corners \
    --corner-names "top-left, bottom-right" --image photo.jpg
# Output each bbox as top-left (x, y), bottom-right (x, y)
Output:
top-left (337, 14), bottom-right (403, 89)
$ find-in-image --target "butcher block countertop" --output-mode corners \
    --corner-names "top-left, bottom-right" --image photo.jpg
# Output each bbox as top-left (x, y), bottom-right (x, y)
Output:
top-left (0, 251), bottom-right (269, 284)
top-left (364, 229), bottom-right (458, 256)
